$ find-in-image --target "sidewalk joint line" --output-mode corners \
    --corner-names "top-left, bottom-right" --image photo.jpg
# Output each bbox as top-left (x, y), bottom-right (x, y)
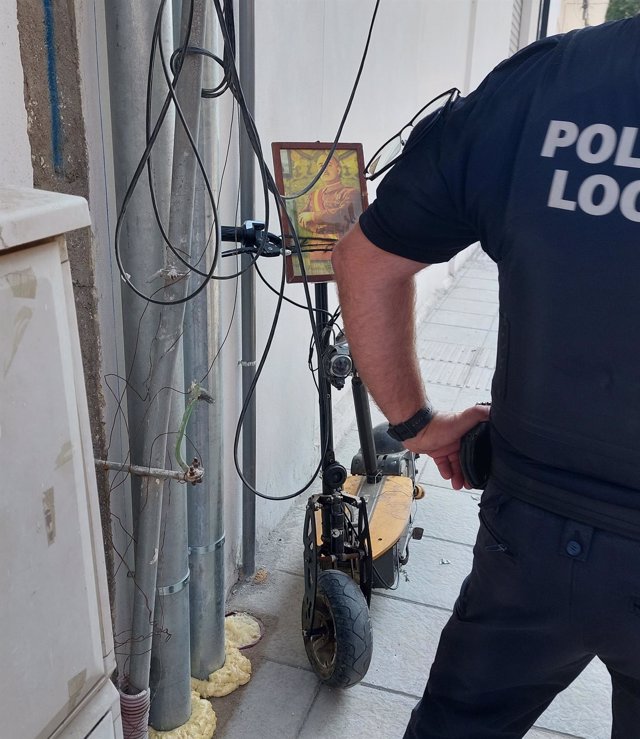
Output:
top-left (357, 681), bottom-right (422, 701)
top-left (422, 534), bottom-right (475, 548)
top-left (371, 589), bottom-right (454, 614)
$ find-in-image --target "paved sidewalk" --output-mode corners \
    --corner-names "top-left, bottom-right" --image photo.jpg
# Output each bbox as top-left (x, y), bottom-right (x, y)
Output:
top-left (215, 249), bottom-right (612, 739)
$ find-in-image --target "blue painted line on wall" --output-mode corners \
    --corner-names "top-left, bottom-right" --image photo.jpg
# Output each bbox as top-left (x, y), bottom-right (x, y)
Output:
top-left (43, 0), bottom-right (63, 174)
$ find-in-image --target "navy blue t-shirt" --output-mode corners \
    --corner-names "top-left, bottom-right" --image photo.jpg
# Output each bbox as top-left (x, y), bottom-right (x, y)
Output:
top-left (360, 17), bottom-right (640, 539)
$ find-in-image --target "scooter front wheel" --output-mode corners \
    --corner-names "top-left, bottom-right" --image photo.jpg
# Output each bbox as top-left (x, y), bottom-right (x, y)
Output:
top-left (303, 569), bottom-right (373, 688)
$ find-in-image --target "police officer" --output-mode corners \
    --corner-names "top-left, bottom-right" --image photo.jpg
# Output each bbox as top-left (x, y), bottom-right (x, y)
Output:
top-left (332, 15), bottom-right (640, 739)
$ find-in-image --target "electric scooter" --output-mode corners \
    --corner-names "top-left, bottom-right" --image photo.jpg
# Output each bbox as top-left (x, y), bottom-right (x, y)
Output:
top-left (301, 280), bottom-right (424, 687)
top-left (221, 222), bottom-right (424, 688)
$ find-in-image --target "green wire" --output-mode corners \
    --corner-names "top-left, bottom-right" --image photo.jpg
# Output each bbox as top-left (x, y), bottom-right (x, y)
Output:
top-left (175, 383), bottom-right (212, 472)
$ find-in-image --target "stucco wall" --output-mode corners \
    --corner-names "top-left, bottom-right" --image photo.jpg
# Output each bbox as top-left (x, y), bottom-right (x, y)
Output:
top-left (241, 0), bottom-right (523, 543)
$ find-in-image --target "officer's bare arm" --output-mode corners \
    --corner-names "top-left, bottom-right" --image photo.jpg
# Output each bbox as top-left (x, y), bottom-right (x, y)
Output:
top-left (332, 224), bottom-right (489, 489)
top-left (331, 223), bottom-right (428, 425)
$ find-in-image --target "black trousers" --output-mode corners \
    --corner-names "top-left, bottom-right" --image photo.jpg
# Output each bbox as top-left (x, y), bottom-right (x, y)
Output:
top-left (404, 483), bottom-right (640, 739)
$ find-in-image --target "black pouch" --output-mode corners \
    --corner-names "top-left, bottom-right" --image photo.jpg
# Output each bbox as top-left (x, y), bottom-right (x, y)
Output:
top-left (459, 421), bottom-right (492, 489)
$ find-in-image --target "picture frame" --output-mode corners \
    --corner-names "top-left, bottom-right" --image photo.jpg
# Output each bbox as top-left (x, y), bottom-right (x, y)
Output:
top-left (271, 142), bottom-right (369, 283)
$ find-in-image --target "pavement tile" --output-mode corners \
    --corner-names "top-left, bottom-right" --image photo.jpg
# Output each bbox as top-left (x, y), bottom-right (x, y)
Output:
top-left (213, 659), bottom-right (319, 739)
top-left (470, 254), bottom-right (499, 270)
top-left (535, 658), bottom-right (611, 738)
top-left (366, 597), bottom-right (451, 696)
top-left (412, 483), bottom-right (481, 547)
top-left (415, 456), bottom-right (448, 489)
top-left (299, 684), bottom-right (416, 739)
top-left (464, 365), bottom-right (495, 393)
top-left (448, 286), bottom-right (499, 303)
top-left (430, 308), bottom-right (495, 330)
top-left (439, 296), bottom-right (500, 316)
top-left (457, 275), bottom-right (500, 292)
top-left (420, 322), bottom-right (489, 346)
top-left (483, 330), bottom-right (499, 350)
top-left (418, 382), bottom-right (460, 411)
top-left (226, 569), bottom-right (309, 670)
top-left (392, 536), bottom-right (473, 611)
top-left (420, 357), bottom-right (472, 388)
top-left (464, 267), bottom-right (499, 281)
top-left (454, 386), bottom-right (493, 409)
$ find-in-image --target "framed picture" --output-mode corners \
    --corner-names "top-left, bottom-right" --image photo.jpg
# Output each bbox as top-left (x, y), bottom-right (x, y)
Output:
top-left (271, 142), bottom-right (369, 283)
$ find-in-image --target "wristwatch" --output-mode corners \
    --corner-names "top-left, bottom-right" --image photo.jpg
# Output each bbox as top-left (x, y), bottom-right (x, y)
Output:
top-left (387, 404), bottom-right (434, 441)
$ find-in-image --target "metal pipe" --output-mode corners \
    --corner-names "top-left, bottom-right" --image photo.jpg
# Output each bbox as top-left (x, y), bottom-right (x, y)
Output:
top-left (239, 0), bottom-right (256, 578)
top-left (315, 283), bottom-right (337, 496)
top-left (185, 46), bottom-right (226, 678)
top-left (351, 375), bottom-right (378, 481)
top-left (96, 459), bottom-right (203, 484)
top-left (148, 403), bottom-right (190, 730)
top-left (538, 0), bottom-right (551, 38)
top-left (128, 0), bottom-right (207, 720)
top-left (147, 0), bottom-right (213, 724)
top-left (103, 0), bottom-right (174, 687)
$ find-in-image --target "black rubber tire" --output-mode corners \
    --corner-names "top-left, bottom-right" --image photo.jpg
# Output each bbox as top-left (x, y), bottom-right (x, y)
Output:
top-left (303, 569), bottom-right (373, 688)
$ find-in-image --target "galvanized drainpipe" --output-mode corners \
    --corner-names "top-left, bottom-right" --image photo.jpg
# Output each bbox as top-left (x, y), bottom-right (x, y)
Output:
top-left (128, 2), bottom-right (207, 727)
top-left (144, 0), bottom-right (210, 720)
top-left (148, 410), bottom-right (190, 730)
top-left (239, 0), bottom-right (257, 579)
top-left (185, 15), bottom-right (226, 678)
top-left (103, 0), bottom-right (173, 681)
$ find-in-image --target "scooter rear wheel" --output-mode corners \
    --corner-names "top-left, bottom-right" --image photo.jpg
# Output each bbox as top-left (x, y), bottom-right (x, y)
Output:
top-left (303, 569), bottom-right (372, 688)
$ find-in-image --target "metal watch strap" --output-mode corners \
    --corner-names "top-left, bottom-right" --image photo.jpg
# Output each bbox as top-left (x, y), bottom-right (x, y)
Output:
top-left (387, 404), bottom-right (434, 441)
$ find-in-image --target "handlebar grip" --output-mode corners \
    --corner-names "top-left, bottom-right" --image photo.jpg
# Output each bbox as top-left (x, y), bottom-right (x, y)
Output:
top-left (221, 226), bottom-right (240, 242)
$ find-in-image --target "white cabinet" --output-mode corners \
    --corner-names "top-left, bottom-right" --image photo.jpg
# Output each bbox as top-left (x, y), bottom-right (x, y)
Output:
top-left (0, 188), bottom-right (123, 739)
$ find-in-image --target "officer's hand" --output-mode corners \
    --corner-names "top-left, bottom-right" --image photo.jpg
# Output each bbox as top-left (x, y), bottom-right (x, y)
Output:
top-left (403, 404), bottom-right (490, 490)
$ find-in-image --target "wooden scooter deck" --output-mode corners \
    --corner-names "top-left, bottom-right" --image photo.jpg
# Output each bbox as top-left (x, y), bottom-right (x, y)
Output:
top-left (316, 474), bottom-right (414, 560)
